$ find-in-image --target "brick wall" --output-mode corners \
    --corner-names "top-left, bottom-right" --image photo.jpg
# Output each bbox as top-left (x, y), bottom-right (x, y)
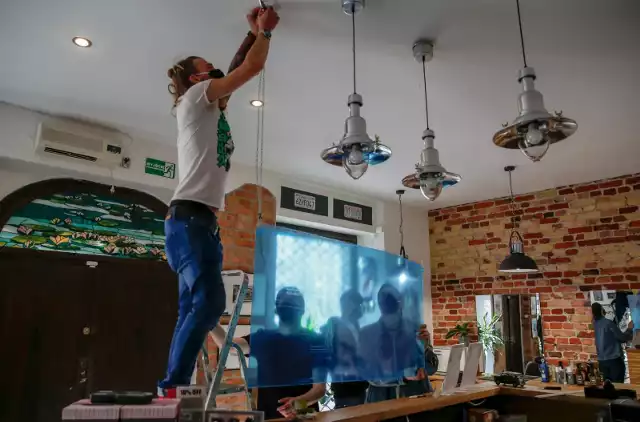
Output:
top-left (429, 173), bottom-right (640, 364)
top-left (219, 183), bottom-right (276, 273)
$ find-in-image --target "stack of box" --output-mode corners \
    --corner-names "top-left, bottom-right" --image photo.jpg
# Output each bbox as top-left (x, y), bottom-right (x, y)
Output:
top-left (62, 399), bottom-right (180, 422)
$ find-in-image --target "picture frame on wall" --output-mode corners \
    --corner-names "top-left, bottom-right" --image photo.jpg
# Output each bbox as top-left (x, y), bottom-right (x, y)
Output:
top-left (218, 325), bottom-right (251, 370)
top-left (222, 271), bottom-right (253, 317)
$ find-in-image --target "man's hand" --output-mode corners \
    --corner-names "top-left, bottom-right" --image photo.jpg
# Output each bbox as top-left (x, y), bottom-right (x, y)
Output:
top-left (405, 367), bottom-right (427, 381)
top-left (629, 320), bottom-right (635, 331)
top-left (258, 7), bottom-right (280, 32)
top-left (417, 324), bottom-right (431, 345)
top-left (277, 397), bottom-right (298, 420)
top-left (247, 7), bottom-right (260, 35)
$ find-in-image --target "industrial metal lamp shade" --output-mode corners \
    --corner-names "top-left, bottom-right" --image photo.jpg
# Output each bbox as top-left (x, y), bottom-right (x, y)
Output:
top-left (493, 67), bottom-right (577, 162)
top-left (499, 231), bottom-right (539, 273)
top-left (402, 129), bottom-right (461, 201)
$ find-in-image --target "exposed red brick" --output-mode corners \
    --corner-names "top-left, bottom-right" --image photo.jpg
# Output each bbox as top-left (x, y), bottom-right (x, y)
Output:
top-left (620, 206), bottom-right (639, 214)
top-left (540, 218), bottom-right (559, 224)
top-left (456, 205), bottom-right (473, 212)
top-left (575, 184), bottom-right (598, 193)
top-left (474, 201), bottom-right (495, 209)
top-left (515, 195), bottom-right (536, 202)
top-left (548, 203), bottom-right (570, 211)
top-left (558, 188), bottom-right (574, 195)
top-left (569, 226), bottom-right (592, 234)
top-left (524, 232), bottom-right (543, 239)
top-left (626, 176), bottom-right (640, 185)
top-left (468, 239), bottom-right (486, 246)
top-left (603, 188), bottom-right (617, 196)
top-left (599, 180), bottom-right (623, 189)
top-left (566, 249), bottom-right (579, 256)
top-left (618, 186), bottom-right (631, 194)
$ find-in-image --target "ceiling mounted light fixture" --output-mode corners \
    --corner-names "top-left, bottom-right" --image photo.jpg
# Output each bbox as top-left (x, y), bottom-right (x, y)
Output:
top-left (72, 37), bottom-right (92, 48)
top-left (499, 165), bottom-right (539, 273)
top-left (250, 99), bottom-right (264, 108)
top-left (320, 0), bottom-right (392, 180)
top-left (402, 40), bottom-right (460, 201)
top-left (493, 0), bottom-right (577, 162)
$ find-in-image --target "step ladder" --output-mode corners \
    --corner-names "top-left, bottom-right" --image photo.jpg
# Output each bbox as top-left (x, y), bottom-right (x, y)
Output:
top-left (201, 272), bottom-right (253, 411)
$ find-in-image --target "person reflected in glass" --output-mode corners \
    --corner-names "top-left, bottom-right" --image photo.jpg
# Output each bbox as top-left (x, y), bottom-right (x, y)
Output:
top-left (321, 289), bottom-right (369, 409)
top-left (359, 284), bottom-right (432, 405)
top-left (592, 302), bottom-right (634, 383)
top-left (211, 287), bottom-right (328, 419)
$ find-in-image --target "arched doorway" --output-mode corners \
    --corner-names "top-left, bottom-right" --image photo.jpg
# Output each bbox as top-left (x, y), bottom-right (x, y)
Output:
top-left (0, 179), bottom-right (177, 422)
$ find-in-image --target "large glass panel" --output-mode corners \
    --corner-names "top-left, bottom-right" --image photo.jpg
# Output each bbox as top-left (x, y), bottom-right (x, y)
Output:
top-left (247, 225), bottom-right (425, 388)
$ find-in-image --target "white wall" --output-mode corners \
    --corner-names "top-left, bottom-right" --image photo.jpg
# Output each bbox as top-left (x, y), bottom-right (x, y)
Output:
top-left (0, 102), bottom-right (432, 328)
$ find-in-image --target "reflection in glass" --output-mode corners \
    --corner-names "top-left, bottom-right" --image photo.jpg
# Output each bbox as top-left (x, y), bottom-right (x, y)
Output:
top-left (248, 226), bottom-right (425, 388)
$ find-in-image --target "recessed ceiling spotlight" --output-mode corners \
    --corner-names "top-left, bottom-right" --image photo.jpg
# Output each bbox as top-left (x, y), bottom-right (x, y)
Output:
top-left (72, 37), bottom-right (92, 48)
top-left (250, 99), bottom-right (264, 107)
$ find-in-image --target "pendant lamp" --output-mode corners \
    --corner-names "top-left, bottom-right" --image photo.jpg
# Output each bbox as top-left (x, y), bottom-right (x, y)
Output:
top-left (499, 166), bottom-right (538, 273)
top-left (493, 0), bottom-right (577, 162)
top-left (320, 0), bottom-right (392, 180)
top-left (402, 40), bottom-right (460, 201)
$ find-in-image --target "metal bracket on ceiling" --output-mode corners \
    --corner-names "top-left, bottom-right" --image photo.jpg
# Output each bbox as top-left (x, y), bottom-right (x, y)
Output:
top-left (413, 39), bottom-right (434, 62)
top-left (342, 0), bottom-right (364, 15)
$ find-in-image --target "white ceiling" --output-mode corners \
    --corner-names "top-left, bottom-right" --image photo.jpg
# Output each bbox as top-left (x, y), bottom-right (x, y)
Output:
top-left (1, 0), bottom-right (639, 208)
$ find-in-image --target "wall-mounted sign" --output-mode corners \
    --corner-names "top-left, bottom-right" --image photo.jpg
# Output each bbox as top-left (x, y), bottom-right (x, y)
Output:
top-left (281, 187), bottom-right (329, 216)
top-left (333, 199), bottom-right (373, 225)
top-left (145, 158), bottom-right (176, 179)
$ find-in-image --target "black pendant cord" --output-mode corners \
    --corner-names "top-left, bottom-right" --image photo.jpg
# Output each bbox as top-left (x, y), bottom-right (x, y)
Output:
top-left (516, 0), bottom-right (528, 68)
top-left (508, 168), bottom-right (517, 228)
top-left (398, 191), bottom-right (407, 259)
top-left (422, 57), bottom-right (430, 130)
top-left (351, 6), bottom-right (357, 94)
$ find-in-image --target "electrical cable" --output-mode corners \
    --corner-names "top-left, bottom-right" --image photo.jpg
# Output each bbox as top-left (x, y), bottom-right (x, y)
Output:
top-left (422, 58), bottom-right (430, 130)
top-left (515, 0), bottom-right (528, 68)
top-left (255, 70), bottom-right (266, 222)
top-left (351, 5), bottom-right (357, 94)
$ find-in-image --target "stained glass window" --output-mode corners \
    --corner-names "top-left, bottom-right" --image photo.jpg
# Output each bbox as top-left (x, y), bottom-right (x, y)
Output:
top-left (0, 192), bottom-right (166, 261)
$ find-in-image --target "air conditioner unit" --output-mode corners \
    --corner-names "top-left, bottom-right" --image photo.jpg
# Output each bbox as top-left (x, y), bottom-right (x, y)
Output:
top-left (35, 118), bottom-right (125, 167)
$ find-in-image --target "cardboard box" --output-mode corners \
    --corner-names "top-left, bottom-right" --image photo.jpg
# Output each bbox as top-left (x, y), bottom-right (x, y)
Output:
top-left (468, 408), bottom-right (499, 422)
top-left (121, 399), bottom-right (180, 421)
top-left (62, 399), bottom-right (121, 421)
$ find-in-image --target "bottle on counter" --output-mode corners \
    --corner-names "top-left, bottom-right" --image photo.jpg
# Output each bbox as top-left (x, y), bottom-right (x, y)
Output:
top-left (594, 361), bottom-right (604, 386)
top-left (576, 362), bottom-right (585, 386)
top-left (539, 357), bottom-right (550, 383)
top-left (587, 360), bottom-right (596, 385)
top-left (566, 362), bottom-right (576, 385)
top-left (556, 361), bottom-right (566, 384)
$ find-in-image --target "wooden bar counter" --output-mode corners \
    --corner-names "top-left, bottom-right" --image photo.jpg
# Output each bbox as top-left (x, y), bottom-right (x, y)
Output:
top-left (628, 348), bottom-right (640, 384)
top-left (269, 380), bottom-right (640, 422)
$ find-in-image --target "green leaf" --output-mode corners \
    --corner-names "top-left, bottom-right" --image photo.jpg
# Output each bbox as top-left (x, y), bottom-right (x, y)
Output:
top-left (11, 235), bottom-right (47, 245)
top-left (98, 220), bottom-right (120, 228)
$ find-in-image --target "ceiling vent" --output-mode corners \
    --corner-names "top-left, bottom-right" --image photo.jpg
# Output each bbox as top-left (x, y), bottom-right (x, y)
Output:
top-left (35, 118), bottom-right (125, 167)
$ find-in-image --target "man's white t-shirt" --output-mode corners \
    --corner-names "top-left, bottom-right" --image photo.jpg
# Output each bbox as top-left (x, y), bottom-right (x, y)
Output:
top-left (171, 80), bottom-right (234, 210)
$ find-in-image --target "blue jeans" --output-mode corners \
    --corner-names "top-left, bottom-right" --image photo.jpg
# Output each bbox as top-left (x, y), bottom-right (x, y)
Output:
top-left (159, 204), bottom-right (226, 389)
top-left (599, 356), bottom-right (626, 383)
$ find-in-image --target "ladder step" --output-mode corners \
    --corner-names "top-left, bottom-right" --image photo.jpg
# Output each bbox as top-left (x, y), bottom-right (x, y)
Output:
top-left (217, 384), bottom-right (247, 395)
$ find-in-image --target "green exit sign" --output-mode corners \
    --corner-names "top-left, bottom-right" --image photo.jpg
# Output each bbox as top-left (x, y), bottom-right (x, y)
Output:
top-left (145, 158), bottom-right (176, 179)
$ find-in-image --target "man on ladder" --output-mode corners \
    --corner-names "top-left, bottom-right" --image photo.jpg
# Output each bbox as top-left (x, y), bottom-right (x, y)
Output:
top-left (158, 6), bottom-right (280, 397)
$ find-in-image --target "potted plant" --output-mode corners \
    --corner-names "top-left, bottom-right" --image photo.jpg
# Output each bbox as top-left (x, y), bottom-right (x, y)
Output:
top-left (445, 322), bottom-right (471, 346)
top-left (477, 313), bottom-right (504, 374)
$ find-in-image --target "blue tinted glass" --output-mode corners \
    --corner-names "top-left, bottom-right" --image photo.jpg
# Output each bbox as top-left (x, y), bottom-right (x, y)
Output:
top-left (246, 225), bottom-right (425, 388)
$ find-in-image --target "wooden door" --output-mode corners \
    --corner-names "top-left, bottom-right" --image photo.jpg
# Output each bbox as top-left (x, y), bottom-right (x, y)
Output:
top-left (87, 259), bottom-right (177, 393)
top-left (502, 295), bottom-right (524, 373)
top-left (0, 251), bottom-right (92, 422)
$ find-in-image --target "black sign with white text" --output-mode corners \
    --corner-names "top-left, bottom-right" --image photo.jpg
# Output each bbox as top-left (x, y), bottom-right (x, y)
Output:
top-left (333, 199), bottom-right (373, 225)
top-left (281, 187), bottom-right (329, 216)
